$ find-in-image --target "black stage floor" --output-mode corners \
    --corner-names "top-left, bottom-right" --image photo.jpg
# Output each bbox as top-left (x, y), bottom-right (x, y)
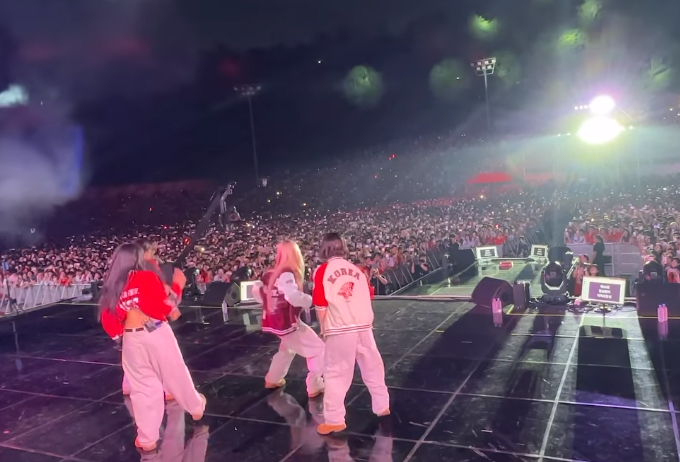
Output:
top-left (1, 290), bottom-right (680, 461)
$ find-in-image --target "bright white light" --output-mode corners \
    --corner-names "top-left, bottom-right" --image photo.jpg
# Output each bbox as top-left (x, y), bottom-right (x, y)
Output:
top-left (578, 117), bottom-right (624, 144)
top-left (589, 95), bottom-right (615, 115)
top-left (0, 84), bottom-right (29, 107)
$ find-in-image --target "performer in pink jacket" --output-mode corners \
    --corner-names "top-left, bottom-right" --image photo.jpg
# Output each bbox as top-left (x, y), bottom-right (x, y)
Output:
top-left (312, 233), bottom-right (390, 435)
top-left (254, 240), bottom-right (325, 398)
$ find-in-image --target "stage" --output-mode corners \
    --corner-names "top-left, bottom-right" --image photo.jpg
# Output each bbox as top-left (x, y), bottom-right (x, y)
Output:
top-left (0, 278), bottom-right (679, 461)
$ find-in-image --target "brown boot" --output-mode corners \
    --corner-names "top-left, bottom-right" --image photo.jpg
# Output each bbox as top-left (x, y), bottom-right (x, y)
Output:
top-left (308, 388), bottom-right (324, 399)
top-left (135, 438), bottom-right (157, 452)
top-left (317, 422), bottom-right (347, 435)
top-left (264, 379), bottom-right (286, 389)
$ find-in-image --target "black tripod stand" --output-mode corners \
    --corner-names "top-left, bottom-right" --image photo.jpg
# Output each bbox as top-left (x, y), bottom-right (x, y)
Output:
top-left (2, 280), bottom-right (23, 316)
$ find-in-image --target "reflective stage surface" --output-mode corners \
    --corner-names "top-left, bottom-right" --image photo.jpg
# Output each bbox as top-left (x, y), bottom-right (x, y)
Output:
top-left (0, 292), bottom-right (679, 461)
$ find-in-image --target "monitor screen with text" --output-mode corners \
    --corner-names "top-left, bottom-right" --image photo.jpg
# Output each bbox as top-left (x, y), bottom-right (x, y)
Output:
top-left (531, 245), bottom-right (548, 259)
top-left (582, 276), bottom-right (626, 305)
top-left (475, 246), bottom-right (498, 260)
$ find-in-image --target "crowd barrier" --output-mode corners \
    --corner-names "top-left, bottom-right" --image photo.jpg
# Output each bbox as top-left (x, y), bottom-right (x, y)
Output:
top-left (0, 284), bottom-right (90, 315)
top-left (0, 242), bottom-right (643, 316)
top-left (381, 249), bottom-right (447, 295)
top-left (565, 243), bottom-right (643, 278)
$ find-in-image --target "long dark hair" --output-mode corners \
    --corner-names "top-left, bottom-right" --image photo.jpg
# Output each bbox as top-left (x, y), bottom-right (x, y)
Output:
top-left (99, 243), bottom-right (145, 317)
top-left (319, 233), bottom-right (348, 261)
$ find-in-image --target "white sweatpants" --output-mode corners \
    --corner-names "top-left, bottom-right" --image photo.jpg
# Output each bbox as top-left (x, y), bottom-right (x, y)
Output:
top-left (122, 323), bottom-right (205, 447)
top-left (266, 321), bottom-right (325, 395)
top-left (323, 330), bottom-right (390, 426)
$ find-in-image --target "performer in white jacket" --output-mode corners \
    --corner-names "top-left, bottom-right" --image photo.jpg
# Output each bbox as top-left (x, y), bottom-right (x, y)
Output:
top-left (312, 233), bottom-right (390, 435)
top-left (253, 240), bottom-right (325, 398)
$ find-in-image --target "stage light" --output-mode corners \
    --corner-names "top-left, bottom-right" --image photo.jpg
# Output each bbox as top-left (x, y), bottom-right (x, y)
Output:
top-left (589, 95), bottom-right (615, 115)
top-left (642, 260), bottom-right (664, 283)
top-left (540, 246), bottom-right (576, 304)
top-left (577, 117), bottom-right (624, 144)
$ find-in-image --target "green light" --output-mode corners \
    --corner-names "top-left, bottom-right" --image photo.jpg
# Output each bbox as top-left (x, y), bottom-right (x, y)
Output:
top-left (643, 57), bottom-right (673, 91)
top-left (342, 65), bottom-right (384, 108)
top-left (556, 28), bottom-right (587, 51)
top-left (578, 0), bottom-right (602, 27)
top-left (469, 15), bottom-right (499, 41)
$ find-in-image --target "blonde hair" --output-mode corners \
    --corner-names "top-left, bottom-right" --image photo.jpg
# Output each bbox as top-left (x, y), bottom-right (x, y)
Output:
top-left (266, 240), bottom-right (305, 308)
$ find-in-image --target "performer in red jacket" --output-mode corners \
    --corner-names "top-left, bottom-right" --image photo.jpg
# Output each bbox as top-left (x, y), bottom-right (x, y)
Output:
top-left (100, 243), bottom-right (206, 452)
top-left (121, 238), bottom-right (178, 400)
top-left (253, 240), bottom-right (325, 398)
top-left (312, 233), bottom-right (390, 435)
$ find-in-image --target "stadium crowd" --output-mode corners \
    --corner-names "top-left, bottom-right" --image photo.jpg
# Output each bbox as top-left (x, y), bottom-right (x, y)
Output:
top-left (2, 131), bottom-right (680, 295)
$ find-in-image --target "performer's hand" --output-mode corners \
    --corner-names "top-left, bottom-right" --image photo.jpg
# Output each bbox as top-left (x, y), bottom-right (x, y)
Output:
top-left (169, 308), bottom-right (181, 322)
top-left (172, 269), bottom-right (187, 289)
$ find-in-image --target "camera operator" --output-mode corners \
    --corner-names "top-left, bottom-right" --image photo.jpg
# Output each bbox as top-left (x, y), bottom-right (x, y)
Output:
top-left (411, 255), bottom-right (430, 280)
top-left (516, 236), bottom-right (530, 258)
top-left (362, 256), bottom-right (389, 295)
top-left (443, 235), bottom-right (460, 279)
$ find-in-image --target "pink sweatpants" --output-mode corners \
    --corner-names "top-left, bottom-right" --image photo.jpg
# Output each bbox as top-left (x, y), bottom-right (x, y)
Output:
top-left (122, 323), bottom-right (205, 447)
top-left (323, 330), bottom-right (390, 426)
top-left (266, 321), bottom-right (325, 395)
top-left (121, 374), bottom-right (169, 396)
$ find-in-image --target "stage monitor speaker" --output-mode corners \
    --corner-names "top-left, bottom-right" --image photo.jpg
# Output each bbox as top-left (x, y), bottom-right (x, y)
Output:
top-left (203, 282), bottom-right (241, 307)
top-left (90, 281), bottom-right (103, 302)
top-left (471, 277), bottom-right (514, 309)
top-left (513, 282), bottom-right (531, 311)
top-left (636, 282), bottom-right (680, 316)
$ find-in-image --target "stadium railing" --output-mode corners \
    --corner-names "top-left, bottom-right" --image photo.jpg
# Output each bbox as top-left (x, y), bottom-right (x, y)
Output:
top-left (0, 284), bottom-right (91, 315)
top-left (382, 249), bottom-right (447, 295)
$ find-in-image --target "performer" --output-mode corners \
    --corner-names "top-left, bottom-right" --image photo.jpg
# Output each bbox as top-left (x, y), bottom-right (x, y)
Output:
top-left (312, 233), bottom-right (390, 435)
top-left (253, 240), bottom-right (325, 398)
top-left (121, 238), bottom-right (179, 400)
top-left (100, 243), bottom-right (206, 452)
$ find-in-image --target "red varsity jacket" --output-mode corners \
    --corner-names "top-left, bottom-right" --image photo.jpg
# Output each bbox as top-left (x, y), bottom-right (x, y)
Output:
top-left (255, 269), bottom-right (312, 336)
top-left (100, 270), bottom-right (181, 340)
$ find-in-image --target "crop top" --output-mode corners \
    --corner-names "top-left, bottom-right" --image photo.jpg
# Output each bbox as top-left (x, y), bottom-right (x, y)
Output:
top-left (101, 270), bottom-right (181, 340)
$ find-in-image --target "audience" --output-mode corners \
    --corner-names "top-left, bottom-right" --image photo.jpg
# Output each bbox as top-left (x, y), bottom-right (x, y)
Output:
top-left (3, 132), bottom-right (680, 295)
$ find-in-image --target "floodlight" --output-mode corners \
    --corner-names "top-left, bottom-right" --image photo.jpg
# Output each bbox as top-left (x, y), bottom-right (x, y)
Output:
top-left (589, 95), bottom-right (615, 115)
top-left (577, 117), bottom-right (624, 144)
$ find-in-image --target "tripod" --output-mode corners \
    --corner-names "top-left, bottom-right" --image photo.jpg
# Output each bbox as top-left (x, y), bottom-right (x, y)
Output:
top-left (2, 280), bottom-right (23, 316)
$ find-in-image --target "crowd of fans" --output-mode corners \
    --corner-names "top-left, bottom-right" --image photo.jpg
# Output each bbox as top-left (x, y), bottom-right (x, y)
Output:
top-left (1, 131), bottom-right (679, 297)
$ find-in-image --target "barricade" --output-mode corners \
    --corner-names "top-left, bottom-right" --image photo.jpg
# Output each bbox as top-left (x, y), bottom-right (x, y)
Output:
top-left (558, 243), bottom-right (642, 277)
top-left (0, 284), bottom-right (90, 315)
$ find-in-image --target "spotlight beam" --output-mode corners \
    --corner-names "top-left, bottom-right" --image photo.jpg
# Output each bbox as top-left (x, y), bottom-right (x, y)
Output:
top-left (577, 116), bottom-right (624, 144)
top-left (589, 95), bottom-right (615, 115)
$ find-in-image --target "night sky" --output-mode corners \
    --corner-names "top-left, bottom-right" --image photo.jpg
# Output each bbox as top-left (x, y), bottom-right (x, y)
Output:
top-left (2, 0), bottom-right (460, 49)
top-left (1, 0), bottom-right (680, 185)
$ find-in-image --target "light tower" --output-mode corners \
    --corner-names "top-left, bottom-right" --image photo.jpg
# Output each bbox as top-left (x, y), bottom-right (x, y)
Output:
top-left (471, 57), bottom-right (497, 130)
top-left (234, 84), bottom-right (263, 185)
